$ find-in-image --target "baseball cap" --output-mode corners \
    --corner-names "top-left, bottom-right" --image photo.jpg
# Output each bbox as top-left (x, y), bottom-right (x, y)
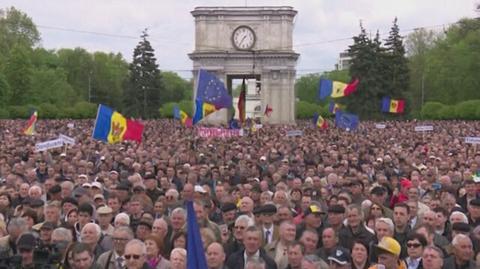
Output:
top-left (375, 236), bottom-right (401, 257)
top-left (194, 185), bottom-right (207, 194)
top-left (91, 182), bottom-right (103, 190)
top-left (93, 194), bottom-right (105, 201)
top-left (17, 233), bottom-right (36, 251)
top-left (327, 247), bottom-right (351, 265)
top-left (304, 205), bottom-right (324, 216)
top-left (82, 183), bottom-right (92, 188)
top-left (96, 206), bottom-right (113, 215)
top-left (41, 222), bottom-right (57, 231)
top-left (328, 204), bottom-right (345, 214)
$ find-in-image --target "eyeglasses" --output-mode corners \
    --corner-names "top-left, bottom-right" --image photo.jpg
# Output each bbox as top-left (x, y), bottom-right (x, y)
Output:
top-left (166, 196), bottom-right (174, 200)
top-left (124, 254), bottom-right (142, 260)
top-left (407, 243), bottom-right (422, 248)
top-left (113, 237), bottom-right (129, 242)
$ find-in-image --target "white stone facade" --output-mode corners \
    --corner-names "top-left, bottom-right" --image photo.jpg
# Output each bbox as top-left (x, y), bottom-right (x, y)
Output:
top-left (189, 6), bottom-right (299, 124)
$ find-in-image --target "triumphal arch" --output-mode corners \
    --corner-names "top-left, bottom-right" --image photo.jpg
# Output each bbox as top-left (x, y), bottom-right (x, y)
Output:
top-left (189, 6), bottom-right (299, 124)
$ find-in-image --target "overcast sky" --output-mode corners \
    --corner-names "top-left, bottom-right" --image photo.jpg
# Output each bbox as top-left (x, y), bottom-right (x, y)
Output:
top-left (2, 0), bottom-right (478, 79)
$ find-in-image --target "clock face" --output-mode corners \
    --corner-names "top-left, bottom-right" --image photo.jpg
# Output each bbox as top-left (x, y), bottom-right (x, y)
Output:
top-left (232, 26), bottom-right (256, 50)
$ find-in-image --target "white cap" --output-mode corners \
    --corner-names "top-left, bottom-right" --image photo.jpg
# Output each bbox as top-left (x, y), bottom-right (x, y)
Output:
top-left (194, 185), bottom-right (207, 193)
top-left (91, 182), bottom-right (103, 190)
top-left (82, 183), bottom-right (91, 188)
top-left (260, 156), bottom-right (267, 161)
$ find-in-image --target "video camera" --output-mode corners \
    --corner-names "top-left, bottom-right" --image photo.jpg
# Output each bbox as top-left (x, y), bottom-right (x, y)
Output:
top-left (0, 239), bottom-right (62, 269)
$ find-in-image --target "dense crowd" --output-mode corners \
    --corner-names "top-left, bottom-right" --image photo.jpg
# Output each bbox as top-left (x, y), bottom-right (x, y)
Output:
top-left (1, 119), bottom-right (480, 269)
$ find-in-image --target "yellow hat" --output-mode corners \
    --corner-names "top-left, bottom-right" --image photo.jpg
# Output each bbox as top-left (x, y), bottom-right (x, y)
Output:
top-left (375, 236), bottom-right (401, 256)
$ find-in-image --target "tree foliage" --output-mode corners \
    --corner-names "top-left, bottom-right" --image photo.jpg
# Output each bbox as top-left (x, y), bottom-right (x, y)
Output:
top-left (124, 29), bottom-right (164, 118)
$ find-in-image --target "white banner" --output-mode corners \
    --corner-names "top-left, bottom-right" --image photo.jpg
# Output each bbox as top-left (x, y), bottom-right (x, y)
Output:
top-left (465, 137), bottom-right (480, 144)
top-left (59, 134), bottom-right (75, 145)
top-left (414, 125), bottom-right (434, 132)
top-left (375, 124), bottom-right (386, 129)
top-left (35, 139), bottom-right (65, 152)
top-left (287, 130), bottom-right (303, 137)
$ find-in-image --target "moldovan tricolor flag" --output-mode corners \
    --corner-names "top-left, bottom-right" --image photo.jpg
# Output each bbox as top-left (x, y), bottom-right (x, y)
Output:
top-left (92, 104), bottom-right (144, 144)
top-left (23, 110), bottom-right (38, 135)
top-left (381, 97), bottom-right (405, 114)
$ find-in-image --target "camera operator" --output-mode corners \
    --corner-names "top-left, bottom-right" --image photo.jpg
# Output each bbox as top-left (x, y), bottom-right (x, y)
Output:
top-left (0, 217), bottom-right (29, 256)
top-left (39, 222), bottom-right (57, 246)
top-left (16, 232), bottom-right (36, 269)
top-left (52, 227), bottom-right (74, 262)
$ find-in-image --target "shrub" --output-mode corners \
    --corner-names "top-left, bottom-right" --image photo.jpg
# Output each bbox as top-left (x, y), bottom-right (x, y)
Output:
top-left (455, 100), bottom-right (480, 120)
top-left (7, 105), bottom-right (31, 118)
top-left (38, 103), bottom-right (59, 119)
top-left (0, 108), bottom-right (9, 119)
top-left (296, 101), bottom-right (323, 119)
top-left (420, 102), bottom-right (444, 120)
top-left (438, 105), bottom-right (456, 120)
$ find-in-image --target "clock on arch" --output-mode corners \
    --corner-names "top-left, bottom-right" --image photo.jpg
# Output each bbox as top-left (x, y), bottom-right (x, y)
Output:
top-left (232, 25), bottom-right (256, 50)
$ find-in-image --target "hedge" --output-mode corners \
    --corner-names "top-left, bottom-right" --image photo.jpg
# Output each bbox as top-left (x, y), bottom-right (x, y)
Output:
top-left (159, 100), bottom-right (193, 118)
top-left (3, 102), bottom-right (98, 119)
top-left (421, 100), bottom-right (480, 120)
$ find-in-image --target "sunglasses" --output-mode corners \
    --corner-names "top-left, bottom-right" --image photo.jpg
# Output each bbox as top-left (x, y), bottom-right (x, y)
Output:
top-left (124, 254), bottom-right (142, 260)
top-left (407, 243), bottom-right (421, 248)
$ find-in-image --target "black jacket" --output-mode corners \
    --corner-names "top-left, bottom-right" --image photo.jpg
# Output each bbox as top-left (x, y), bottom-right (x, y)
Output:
top-left (338, 225), bottom-right (375, 250)
top-left (225, 249), bottom-right (277, 269)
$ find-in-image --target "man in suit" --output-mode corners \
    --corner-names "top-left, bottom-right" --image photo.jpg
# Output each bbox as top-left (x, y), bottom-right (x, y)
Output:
top-left (226, 226), bottom-right (278, 269)
top-left (260, 204), bottom-right (280, 246)
top-left (207, 242), bottom-right (227, 269)
top-left (96, 226), bottom-right (134, 269)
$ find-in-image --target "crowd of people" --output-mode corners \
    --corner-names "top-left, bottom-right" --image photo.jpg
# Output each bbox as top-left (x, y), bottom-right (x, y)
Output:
top-left (1, 118), bottom-right (480, 269)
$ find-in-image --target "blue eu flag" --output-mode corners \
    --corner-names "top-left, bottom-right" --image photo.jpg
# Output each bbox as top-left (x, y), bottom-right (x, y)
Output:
top-left (335, 111), bottom-right (359, 130)
top-left (196, 69), bottom-right (232, 109)
top-left (187, 200), bottom-right (208, 269)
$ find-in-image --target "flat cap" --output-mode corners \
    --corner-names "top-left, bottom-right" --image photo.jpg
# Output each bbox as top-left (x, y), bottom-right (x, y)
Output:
top-left (221, 202), bottom-right (237, 213)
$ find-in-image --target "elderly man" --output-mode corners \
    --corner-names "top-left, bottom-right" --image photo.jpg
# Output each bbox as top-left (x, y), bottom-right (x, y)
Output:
top-left (225, 215), bottom-right (255, 256)
top-left (96, 226), bottom-right (134, 269)
top-left (52, 227), bottom-right (73, 261)
top-left (124, 239), bottom-right (150, 269)
top-left (299, 229), bottom-right (319, 256)
top-left (339, 204), bottom-right (375, 250)
top-left (81, 223), bottom-right (112, 258)
top-left (0, 217), bottom-right (29, 256)
top-left (97, 206), bottom-right (115, 236)
top-left (421, 246), bottom-right (444, 269)
top-left (226, 226), bottom-right (277, 269)
top-left (207, 242), bottom-right (227, 269)
top-left (442, 234), bottom-right (475, 269)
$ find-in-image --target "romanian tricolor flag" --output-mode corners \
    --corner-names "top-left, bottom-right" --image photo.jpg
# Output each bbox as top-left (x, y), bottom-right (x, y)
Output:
top-left (313, 113), bottom-right (328, 129)
top-left (328, 101), bottom-right (342, 114)
top-left (193, 99), bottom-right (217, 125)
top-left (92, 104), bottom-right (144, 144)
top-left (381, 97), bottom-right (405, 114)
top-left (23, 110), bottom-right (38, 135)
top-left (318, 78), bottom-right (360, 100)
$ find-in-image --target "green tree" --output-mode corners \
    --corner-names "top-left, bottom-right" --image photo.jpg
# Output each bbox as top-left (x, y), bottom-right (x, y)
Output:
top-left (162, 71), bottom-right (192, 102)
top-left (383, 18), bottom-right (409, 104)
top-left (0, 72), bottom-right (10, 107)
top-left (124, 29), bottom-right (164, 118)
top-left (91, 52), bottom-right (128, 109)
top-left (4, 46), bottom-right (33, 105)
top-left (0, 7), bottom-right (40, 64)
top-left (30, 67), bottom-right (76, 105)
top-left (346, 23), bottom-right (383, 118)
top-left (295, 73), bottom-right (321, 102)
top-left (405, 28), bottom-right (437, 112)
top-left (57, 48), bottom-right (94, 101)
top-left (423, 18), bottom-right (480, 104)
